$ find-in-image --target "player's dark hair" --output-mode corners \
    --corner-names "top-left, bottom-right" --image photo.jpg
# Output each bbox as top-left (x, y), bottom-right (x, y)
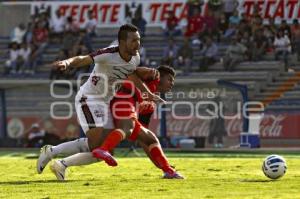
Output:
top-left (157, 65), bottom-right (176, 77)
top-left (118, 24), bottom-right (138, 42)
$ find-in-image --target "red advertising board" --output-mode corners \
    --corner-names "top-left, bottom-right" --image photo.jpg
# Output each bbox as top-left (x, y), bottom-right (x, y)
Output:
top-left (148, 113), bottom-right (300, 139)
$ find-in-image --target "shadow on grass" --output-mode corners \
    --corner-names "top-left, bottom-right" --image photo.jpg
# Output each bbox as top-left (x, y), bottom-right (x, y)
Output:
top-left (0, 179), bottom-right (87, 185)
top-left (240, 179), bottom-right (275, 183)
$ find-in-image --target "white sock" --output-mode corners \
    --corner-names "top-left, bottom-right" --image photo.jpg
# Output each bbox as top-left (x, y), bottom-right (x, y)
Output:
top-left (60, 152), bottom-right (100, 167)
top-left (50, 138), bottom-right (90, 158)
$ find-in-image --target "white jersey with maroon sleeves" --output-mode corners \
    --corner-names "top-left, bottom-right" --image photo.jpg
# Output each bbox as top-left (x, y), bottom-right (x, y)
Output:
top-left (75, 46), bottom-right (140, 133)
top-left (79, 46), bottom-right (140, 102)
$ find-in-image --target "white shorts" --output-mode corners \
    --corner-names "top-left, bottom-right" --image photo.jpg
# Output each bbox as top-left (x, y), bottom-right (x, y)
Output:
top-left (75, 91), bottom-right (114, 134)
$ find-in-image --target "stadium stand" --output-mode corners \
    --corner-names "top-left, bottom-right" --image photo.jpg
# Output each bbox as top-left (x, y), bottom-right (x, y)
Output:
top-left (1, 32), bottom-right (299, 113)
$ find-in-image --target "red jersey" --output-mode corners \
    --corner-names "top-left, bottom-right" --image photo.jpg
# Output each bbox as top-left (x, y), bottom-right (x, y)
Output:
top-left (33, 28), bottom-right (48, 44)
top-left (185, 15), bottom-right (204, 37)
top-left (110, 78), bottom-right (160, 127)
top-left (166, 16), bottom-right (180, 31)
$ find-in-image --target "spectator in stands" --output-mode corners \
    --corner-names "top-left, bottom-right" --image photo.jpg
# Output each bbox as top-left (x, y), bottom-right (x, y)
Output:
top-left (65, 16), bottom-right (80, 33)
top-left (33, 20), bottom-right (49, 48)
top-left (50, 9), bottom-right (66, 41)
top-left (185, 8), bottom-right (204, 39)
top-left (202, 10), bottom-right (218, 40)
top-left (207, 0), bottom-right (222, 14)
top-left (27, 43), bottom-right (40, 75)
top-left (222, 0), bottom-right (239, 25)
top-left (32, 20), bottom-right (49, 69)
top-left (187, 0), bottom-right (204, 17)
top-left (10, 23), bottom-right (26, 44)
top-left (228, 10), bottom-right (240, 26)
top-left (274, 30), bottom-right (291, 71)
top-left (250, 14), bottom-right (263, 36)
top-left (19, 42), bottom-right (32, 74)
top-left (252, 29), bottom-right (267, 61)
top-left (24, 22), bottom-right (34, 45)
top-left (224, 11), bottom-right (241, 40)
top-left (238, 14), bottom-right (252, 35)
top-left (223, 36), bottom-right (247, 71)
top-left (217, 13), bottom-right (227, 38)
top-left (77, 30), bottom-right (93, 53)
top-left (62, 30), bottom-right (76, 56)
top-left (240, 12), bottom-right (250, 24)
top-left (162, 38), bottom-right (179, 67)
top-left (132, 12), bottom-right (147, 37)
top-left (263, 18), bottom-right (277, 52)
top-left (291, 19), bottom-right (300, 61)
top-left (223, 23), bottom-right (237, 40)
top-left (268, 17), bottom-right (278, 34)
top-left (177, 38), bottom-right (193, 73)
top-left (5, 42), bottom-right (21, 75)
top-left (164, 10), bottom-right (181, 37)
top-left (39, 10), bottom-right (50, 31)
top-left (240, 31), bottom-right (252, 60)
top-left (84, 10), bottom-right (97, 37)
top-left (279, 19), bottom-right (291, 39)
top-left (199, 37), bottom-right (218, 71)
top-left (26, 123), bottom-right (46, 148)
top-left (263, 26), bottom-right (275, 53)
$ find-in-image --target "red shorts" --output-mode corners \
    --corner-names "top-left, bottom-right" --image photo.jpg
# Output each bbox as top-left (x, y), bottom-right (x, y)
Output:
top-left (110, 97), bottom-right (142, 141)
top-left (110, 97), bottom-right (137, 123)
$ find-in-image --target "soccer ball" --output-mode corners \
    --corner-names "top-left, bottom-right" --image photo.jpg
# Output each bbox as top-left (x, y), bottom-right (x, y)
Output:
top-left (262, 155), bottom-right (287, 179)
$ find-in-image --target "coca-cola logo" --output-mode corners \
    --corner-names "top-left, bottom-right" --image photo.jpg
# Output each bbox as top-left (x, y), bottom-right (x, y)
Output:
top-left (226, 118), bottom-right (243, 137)
top-left (164, 114), bottom-right (287, 138)
top-left (166, 116), bottom-right (210, 137)
top-left (260, 115), bottom-right (285, 137)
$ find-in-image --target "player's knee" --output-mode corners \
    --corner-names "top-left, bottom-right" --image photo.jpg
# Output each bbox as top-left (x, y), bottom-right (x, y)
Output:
top-left (139, 128), bottom-right (157, 146)
top-left (86, 127), bottom-right (104, 150)
top-left (118, 119), bottom-right (134, 138)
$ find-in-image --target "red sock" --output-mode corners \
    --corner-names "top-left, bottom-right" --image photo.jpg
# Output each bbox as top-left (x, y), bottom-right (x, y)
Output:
top-left (149, 144), bottom-right (174, 173)
top-left (99, 129), bottom-right (125, 151)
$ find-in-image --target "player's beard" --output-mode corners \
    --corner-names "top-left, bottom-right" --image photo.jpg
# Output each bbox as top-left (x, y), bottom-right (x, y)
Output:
top-left (129, 50), bottom-right (138, 56)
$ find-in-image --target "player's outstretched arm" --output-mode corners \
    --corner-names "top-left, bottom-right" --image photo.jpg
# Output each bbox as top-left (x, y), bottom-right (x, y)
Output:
top-left (127, 72), bottom-right (166, 103)
top-left (52, 55), bottom-right (93, 71)
top-left (135, 67), bottom-right (159, 81)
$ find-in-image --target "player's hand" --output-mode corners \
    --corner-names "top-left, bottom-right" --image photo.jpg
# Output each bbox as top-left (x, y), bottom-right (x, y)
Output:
top-left (139, 101), bottom-right (156, 113)
top-left (52, 60), bottom-right (70, 71)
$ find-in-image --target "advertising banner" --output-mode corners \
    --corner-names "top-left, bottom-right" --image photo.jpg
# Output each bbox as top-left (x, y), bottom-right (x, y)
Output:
top-left (149, 113), bottom-right (300, 139)
top-left (1, 0), bottom-right (298, 28)
top-left (6, 116), bottom-right (79, 139)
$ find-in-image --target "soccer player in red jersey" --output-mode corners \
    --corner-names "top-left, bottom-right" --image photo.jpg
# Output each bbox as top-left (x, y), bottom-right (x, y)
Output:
top-left (93, 65), bottom-right (184, 179)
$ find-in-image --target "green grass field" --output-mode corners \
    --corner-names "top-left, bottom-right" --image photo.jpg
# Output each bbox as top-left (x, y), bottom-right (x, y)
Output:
top-left (0, 150), bottom-right (300, 199)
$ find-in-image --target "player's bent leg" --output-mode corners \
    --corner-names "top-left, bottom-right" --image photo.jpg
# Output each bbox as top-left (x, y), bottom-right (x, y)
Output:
top-left (89, 127), bottom-right (119, 166)
top-left (92, 118), bottom-right (135, 166)
top-left (36, 138), bottom-right (90, 174)
top-left (86, 127), bottom-right (110, 150)
top-left (51, 152), bottom-right (103, 180)
top-left (137, 140), bottom-right (161, 169)
top-left (137, 128), bottom-right (184, 179)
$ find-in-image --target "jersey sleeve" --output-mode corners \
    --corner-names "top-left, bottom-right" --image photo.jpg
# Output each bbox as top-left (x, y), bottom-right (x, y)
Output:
top-left (89, 46), bottom-right (118, 64)
top-left (145, 78), bottom-right (160, 93)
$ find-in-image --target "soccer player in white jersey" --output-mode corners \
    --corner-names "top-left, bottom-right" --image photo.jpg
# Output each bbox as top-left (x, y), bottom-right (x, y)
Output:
top-left (37, 24), bottom-right (163, 180)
